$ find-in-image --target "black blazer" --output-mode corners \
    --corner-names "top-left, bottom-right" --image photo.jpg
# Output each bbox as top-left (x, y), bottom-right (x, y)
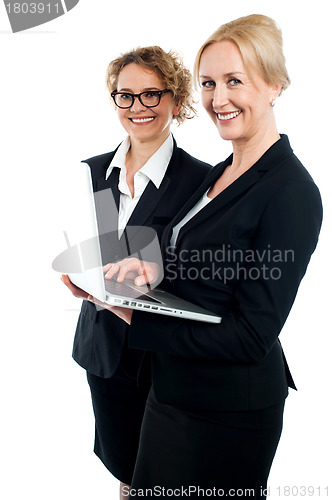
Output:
top-left (129, 135), bottom-right (323, 411)
top-left (72, 138), bottom-right (211, 378)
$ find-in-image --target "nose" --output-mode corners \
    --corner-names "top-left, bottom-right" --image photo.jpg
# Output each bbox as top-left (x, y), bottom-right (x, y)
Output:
top-left (130, 96), bottom-right (147, 113)
top-left (212, 83), bottom-right (229, 110)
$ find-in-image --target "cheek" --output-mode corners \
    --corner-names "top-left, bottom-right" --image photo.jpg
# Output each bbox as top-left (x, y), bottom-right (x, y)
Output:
top-left (117, 109), bottom-right (127, 121)
top-left (156, 109), bottom-right (175, 128)
top-left (201, 92), bottom-right (214, 113)
top-left (162, 101), bottom-right (178, 120)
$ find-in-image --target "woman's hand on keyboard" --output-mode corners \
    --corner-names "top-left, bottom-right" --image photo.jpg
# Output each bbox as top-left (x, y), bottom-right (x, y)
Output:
top-left (103, 258), bottom-right (160, 287)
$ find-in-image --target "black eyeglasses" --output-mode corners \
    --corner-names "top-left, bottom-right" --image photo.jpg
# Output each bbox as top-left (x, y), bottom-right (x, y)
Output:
top-left (111, 89), bottom-right (172, 109)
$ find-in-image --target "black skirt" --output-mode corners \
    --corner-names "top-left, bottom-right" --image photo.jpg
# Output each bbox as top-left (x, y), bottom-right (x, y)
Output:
top-left (87, 345), bottom-right (150, 485)
top-left (130, 387), bottom-right (285, 499)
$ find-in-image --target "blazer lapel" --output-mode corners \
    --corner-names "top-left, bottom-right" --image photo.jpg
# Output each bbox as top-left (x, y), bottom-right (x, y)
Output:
top-left (96, 168), bottom-right (121, 212)
top-left (161, 158), bottom-right (230, 248)
top-left (176, 165), bottom-right (261, 248)
top-left (167, 136), bottom-right (292, 250)
top-left (126, 135), bottom-right (178, 229)
top-left (118, 175), bottom-right (171, 252)
top-left (94, 168), bottom-right (122, 259)
top-left (126, 175), bottom-right (171, 228)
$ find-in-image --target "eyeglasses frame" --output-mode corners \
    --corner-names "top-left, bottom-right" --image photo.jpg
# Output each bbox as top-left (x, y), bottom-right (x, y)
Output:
top-left (111, 89), bottom-right (172, 109)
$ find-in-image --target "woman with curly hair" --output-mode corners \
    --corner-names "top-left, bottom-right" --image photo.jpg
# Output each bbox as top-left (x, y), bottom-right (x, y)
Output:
top-left (62, 46), bottom-right (211, 499)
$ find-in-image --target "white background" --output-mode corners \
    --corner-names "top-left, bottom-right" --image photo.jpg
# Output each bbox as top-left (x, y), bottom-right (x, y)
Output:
top-left (0, 0), bottom-right (331, 498)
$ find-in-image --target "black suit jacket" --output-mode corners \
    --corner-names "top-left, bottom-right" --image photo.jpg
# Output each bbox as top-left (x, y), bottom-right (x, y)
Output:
top-left (72, 138), bottom-right (211, 377)
top-left (129, 135), bottom-right (323, 411)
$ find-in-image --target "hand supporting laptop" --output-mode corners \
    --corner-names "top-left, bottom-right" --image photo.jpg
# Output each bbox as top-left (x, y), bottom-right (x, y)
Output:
top-left (61, 274), bottom-right (90, 300)
top-left (61, 258), bottom-right (161, 325)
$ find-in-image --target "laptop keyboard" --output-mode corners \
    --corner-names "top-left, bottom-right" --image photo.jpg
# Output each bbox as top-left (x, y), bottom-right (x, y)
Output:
top-left (104, 278), bottom-right (159, 303)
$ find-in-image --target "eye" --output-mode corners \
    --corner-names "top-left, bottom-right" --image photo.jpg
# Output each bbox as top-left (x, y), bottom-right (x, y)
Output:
top-left (201, 80), bottom-right (215, 89)
top-left (119, 93), bottom-right (132, 101)
top-left (143, 91), bottom-right (160, 100)
top-left (228, 78), bottom-right (242, 87)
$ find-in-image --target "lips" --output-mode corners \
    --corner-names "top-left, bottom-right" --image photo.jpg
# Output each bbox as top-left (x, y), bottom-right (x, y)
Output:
top-left (217, 110), bottom-right (242, 121)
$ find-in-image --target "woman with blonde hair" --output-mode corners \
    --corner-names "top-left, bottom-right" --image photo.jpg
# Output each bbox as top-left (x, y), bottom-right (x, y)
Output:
top-left (96, 15), bottom-right (322, 499)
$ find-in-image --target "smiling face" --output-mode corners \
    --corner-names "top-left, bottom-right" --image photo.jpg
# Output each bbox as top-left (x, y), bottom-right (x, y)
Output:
top-left (115, 63), bottom-right (181, 147)
top-left (199, 41), bottom-right (281, 146)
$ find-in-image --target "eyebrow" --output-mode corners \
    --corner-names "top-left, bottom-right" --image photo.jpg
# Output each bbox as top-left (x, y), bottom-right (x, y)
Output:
top-left (199, 71), bottom-right (245, 79)
top-left (117, 87), bottom-right (161, 92)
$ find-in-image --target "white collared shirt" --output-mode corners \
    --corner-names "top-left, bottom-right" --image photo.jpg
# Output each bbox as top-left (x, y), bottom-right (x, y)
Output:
top-left (105, 134), bottom-right (173, 237)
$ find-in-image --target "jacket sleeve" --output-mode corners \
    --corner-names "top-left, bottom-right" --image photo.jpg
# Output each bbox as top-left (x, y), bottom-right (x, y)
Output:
top-left (128, 180), bottom-right (323, 364)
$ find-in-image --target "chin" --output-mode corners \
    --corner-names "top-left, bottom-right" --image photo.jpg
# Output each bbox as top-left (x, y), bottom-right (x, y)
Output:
top-left (217, 129), bottom-right (237, 142)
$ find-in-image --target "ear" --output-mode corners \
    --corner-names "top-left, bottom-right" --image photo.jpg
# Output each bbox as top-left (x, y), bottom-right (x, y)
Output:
top-left (270, 84), bottom-right (282, 104)
top-left (172, 101), bottom-right (182, 117)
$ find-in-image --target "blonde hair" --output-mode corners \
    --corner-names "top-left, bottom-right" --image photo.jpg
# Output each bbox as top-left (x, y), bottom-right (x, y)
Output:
top-left (194, 14), bottom-right (290, 93)
top-left (106, 46), bottom-right (196, 125)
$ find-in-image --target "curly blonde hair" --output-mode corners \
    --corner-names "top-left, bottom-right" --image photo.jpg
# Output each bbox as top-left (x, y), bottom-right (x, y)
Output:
top-left (106, 46), bottom-right (196, 125)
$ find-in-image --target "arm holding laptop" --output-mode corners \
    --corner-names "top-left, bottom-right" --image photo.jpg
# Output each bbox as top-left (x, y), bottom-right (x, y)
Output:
top-left (61, 273), bottom-right (133, 324)
top-left (61, 258), bottom-right (159, 324)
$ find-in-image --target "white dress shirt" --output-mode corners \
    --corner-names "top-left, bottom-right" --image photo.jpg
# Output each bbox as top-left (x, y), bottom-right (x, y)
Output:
top-left (105, 134), bottom-right (174, 237)
top-left (170, 190), bottom-right (212, 247)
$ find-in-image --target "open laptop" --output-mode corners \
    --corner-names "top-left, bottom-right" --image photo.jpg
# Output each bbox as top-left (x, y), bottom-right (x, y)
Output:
top-left (52, 162), bottom-right (221, 324)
